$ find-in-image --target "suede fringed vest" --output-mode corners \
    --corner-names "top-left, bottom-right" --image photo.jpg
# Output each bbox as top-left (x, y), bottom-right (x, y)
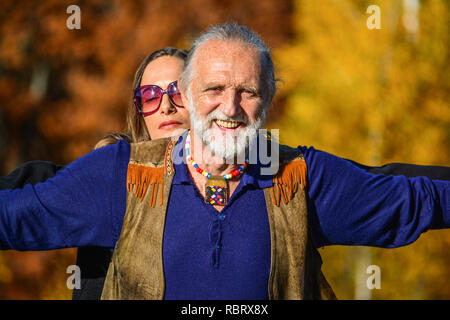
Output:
top-left (101, 136), bottom-right (336, 300)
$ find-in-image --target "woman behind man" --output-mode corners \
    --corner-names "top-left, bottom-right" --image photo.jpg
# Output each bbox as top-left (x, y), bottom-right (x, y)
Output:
top-left (0, 46), bottom-right (449, 299)
top-left (74, 47), bottom-right (190, 299)
top-left (0, 47), bottom-right (191, 299)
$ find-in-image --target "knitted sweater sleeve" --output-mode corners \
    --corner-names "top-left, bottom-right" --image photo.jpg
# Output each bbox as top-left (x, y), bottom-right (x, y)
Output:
top-left (300, 146), bottom-right (449, 248)
top-left (0, 140), bottom-right (130, 250)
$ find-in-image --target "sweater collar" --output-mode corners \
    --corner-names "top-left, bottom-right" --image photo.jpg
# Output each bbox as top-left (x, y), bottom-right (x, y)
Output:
top-left (171, 131), bottom-right (273, 189)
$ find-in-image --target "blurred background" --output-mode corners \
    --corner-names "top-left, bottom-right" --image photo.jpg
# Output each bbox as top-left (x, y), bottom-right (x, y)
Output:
top-left (0, 0), bottom-right (448, 299)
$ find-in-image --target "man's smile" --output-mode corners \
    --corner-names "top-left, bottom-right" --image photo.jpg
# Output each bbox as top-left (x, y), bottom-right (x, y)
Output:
top-left (214, 119), bottom-right (243, 130)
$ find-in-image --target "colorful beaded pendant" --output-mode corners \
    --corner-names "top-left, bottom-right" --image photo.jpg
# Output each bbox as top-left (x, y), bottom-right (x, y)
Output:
top-left (185, 130), bottom-right (248, 205)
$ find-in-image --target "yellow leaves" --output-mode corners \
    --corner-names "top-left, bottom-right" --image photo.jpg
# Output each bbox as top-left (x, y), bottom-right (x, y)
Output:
top-left (0, 254), bottom-right (13, 284)
top-left (273, 0), bottom-right (450, 299)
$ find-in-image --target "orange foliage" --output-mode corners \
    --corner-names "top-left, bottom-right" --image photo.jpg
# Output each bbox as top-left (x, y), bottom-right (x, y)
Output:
top-left (0, 0), bottom-right (294, 299)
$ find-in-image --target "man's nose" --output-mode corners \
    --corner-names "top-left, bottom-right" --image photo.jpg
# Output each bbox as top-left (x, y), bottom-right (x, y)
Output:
top-left (221, 90), bottom-right (242, 117)
top-left (160, 93), bottom-right (176, 115)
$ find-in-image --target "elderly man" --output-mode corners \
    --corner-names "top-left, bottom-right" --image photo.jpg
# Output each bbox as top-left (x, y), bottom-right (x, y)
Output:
top-left (0, 24), bottom-right (448, 300)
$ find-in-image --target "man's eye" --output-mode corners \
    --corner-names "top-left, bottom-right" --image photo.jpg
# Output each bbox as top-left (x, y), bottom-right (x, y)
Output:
top-left (206, 87), bottom-right (223, 94)
top-left (241, 90), bottom-right (257, 97)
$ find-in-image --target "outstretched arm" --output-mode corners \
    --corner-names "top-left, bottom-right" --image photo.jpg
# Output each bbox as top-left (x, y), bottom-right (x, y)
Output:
top-left (347, 160), bottom-right (450, 180)
top-left (0, 161), bottom-right (64, 190)
top-left (0, 140), bottom-right (130, 251)
top-left (301, 146), bottom-right (449, 248)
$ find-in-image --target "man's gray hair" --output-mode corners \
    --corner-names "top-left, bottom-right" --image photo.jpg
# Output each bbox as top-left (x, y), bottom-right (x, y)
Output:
top-left (180, 24), bottom-right (277, 108)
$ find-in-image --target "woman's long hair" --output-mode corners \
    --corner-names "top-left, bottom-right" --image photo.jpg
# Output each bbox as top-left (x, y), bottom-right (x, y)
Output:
top-left (94, 47), bottom-right (188, 150)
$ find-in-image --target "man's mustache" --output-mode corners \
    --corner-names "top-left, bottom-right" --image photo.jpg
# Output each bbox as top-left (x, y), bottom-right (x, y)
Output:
top-left (205, 110), bottom-right (250, 125)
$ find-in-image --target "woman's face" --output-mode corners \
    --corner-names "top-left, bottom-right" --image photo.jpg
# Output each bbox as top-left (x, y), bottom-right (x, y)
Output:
top-left (140, 56), bottom-right (190, 140)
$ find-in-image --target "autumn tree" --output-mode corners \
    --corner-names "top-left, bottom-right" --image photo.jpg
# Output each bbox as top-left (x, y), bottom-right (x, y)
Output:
top-left (272, 0), bottom-right (450, 299)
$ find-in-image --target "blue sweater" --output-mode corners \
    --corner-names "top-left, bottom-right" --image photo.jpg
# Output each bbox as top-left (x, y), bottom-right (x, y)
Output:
top-left (0, 136), bottom-right (448, 299)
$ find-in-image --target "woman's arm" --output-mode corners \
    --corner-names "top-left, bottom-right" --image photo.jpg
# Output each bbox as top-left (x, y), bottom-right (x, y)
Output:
top-left (0, 161), bottom-right (64, 190)
top-left (0, 140), bottom-right (130, 251)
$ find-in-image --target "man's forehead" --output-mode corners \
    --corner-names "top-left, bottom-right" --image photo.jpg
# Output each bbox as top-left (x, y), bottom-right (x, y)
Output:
top-left (197, 40), bottom-right (259, 63)
top-left (193, 39), bottom-right (262, 80)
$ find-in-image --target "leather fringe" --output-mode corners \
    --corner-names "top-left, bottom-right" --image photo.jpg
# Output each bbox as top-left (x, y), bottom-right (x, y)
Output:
top-left (271, 159), bottom-right (307, 207)
top-left (127, 163), bottom-right (164, 207)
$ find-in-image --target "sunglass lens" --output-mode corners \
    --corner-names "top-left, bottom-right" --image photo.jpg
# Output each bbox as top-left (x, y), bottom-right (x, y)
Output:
top-left (169, 82), bottom-right (183, 107)
top-left (139, 86), bottom-right (161, 114)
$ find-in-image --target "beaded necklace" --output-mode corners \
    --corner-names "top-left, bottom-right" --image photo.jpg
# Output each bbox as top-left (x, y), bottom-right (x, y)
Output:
top-left (185, 130), bottom-right (248, 205)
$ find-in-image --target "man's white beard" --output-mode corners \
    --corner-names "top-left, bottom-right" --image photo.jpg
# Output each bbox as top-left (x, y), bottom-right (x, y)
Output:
top-left (187, 91), bottom-right (267, 163)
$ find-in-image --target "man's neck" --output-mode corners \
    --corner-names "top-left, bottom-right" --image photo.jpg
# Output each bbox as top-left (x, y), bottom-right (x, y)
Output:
top-left (186, 130), bottom-right (246, 211)
top-left (189, 130), bottom-right (243, 177)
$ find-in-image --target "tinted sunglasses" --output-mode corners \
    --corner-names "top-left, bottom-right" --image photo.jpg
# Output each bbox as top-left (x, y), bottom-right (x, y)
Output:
top-left (133, 81), bottom-right (184, 116)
